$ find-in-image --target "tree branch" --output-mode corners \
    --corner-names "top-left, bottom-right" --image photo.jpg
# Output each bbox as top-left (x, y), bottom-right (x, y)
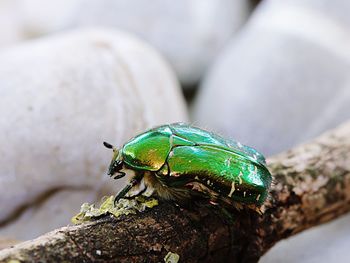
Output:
top-left (1, 122), bottom-right (350, 263)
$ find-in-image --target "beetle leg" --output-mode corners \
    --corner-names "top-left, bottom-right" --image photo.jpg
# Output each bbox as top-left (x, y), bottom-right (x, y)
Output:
top-left (114, 184), bottom-right (133, 205)
top-left (121, 186), bottom-right (149, 200)
top-left (111, 171), bottom-right (125, 180)
top-left (114, 173), bottom-right (143, 205)
top-left (114, 181), bottom-right (138, 205)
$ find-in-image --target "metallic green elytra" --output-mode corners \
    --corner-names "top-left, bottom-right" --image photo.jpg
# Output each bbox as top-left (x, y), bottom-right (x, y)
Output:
top-left (104, 123), bottom-right (272, 211)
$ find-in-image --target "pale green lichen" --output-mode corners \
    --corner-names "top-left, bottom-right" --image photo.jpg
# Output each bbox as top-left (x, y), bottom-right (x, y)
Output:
top-left (164, 252), bottom-right (180, 263)
top-left (71, 195), bottom-right (158, 224)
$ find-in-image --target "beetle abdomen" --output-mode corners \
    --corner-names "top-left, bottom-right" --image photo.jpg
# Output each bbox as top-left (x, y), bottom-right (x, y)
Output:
top-left (165, 145), bottom-right (271, 205)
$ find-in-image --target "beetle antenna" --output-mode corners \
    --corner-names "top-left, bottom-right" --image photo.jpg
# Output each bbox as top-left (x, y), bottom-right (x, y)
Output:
top-left (103, 141), bottom-right (114, 149)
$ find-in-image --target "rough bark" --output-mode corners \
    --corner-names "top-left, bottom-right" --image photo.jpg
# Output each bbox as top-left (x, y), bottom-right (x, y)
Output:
top-left (1, 122), bottom-right (350, 263)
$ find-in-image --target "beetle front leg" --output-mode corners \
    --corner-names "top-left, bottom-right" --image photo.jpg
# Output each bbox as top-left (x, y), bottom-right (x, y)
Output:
top-left (120, 184), bottom-right (149, 200)
top-left (113, 173), bottom-right (144, 205)
top-left (111, 171), bottom-right (125, 180)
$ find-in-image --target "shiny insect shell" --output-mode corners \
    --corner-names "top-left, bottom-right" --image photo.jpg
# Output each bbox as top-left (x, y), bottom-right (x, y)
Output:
top-left (104, 123), bottom-right (272, 211)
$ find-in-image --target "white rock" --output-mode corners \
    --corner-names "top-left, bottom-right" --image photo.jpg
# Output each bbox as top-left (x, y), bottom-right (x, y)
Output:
top-left (0, 28), bottom-right (187, 239)
top-left (0, 0), bottom-right (250, 85)
top-left (193, 0), bottom-right (350, 156)
top-left (260, 213), bottom-right (350, 263)
top-left (0, 189), bottom-right (96, 241)
top-left (0, 0), bottom-right (82, 44)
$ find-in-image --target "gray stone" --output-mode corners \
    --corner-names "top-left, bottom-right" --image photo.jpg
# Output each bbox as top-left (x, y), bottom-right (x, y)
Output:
top-left (193, 0), bottom-right (350, 156)
top-left (0, 0), bottom-right (250, 85)
top-left (260, 213), bottom-right (350, 263)
top-left (0, 28), bottom-right (187, 239)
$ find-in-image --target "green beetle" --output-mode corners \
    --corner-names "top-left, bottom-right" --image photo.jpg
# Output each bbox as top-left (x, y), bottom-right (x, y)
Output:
top-left (104, 123), bottom-right (272, 212)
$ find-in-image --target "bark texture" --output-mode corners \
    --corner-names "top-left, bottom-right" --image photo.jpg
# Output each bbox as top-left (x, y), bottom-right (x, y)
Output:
top-left (1, 122), bottom-right (350, 263)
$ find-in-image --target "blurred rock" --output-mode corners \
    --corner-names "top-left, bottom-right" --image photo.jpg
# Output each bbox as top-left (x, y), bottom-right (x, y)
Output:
top-left (0, 28), bottom-right (187, 239)
top-left (73, 0), bottom-right (250, 86)
top-left (0, 189), bottom-right (95, 241)
top-left (0, 0), bottom-right (250, 85)
top-left (0, 0), bottom-right (81, 44)
top-left (193, 0), bottom-right (350, 156)
top-left (260, 213), bottom-right (350, 263)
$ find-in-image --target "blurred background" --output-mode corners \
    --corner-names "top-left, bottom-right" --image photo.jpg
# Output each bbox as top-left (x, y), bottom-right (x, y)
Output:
top-left (0, 0), bottom-right (349, 261)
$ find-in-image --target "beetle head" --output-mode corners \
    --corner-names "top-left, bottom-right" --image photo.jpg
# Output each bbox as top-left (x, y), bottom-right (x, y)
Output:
top-left (103, 141), bottom-right (125, 178)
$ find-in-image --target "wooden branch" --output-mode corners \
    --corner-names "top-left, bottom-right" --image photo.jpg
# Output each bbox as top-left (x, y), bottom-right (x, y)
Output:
top-left (257, 122), bottom-right (350, 255)
top-left (1, 122), bottom-right (350, 263)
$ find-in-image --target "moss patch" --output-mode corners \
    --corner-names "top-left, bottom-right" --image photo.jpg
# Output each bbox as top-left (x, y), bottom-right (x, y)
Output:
top-left (71, 195), bottom-right (158, 224)
top-left (164, 251), bottom-right (180, 263)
